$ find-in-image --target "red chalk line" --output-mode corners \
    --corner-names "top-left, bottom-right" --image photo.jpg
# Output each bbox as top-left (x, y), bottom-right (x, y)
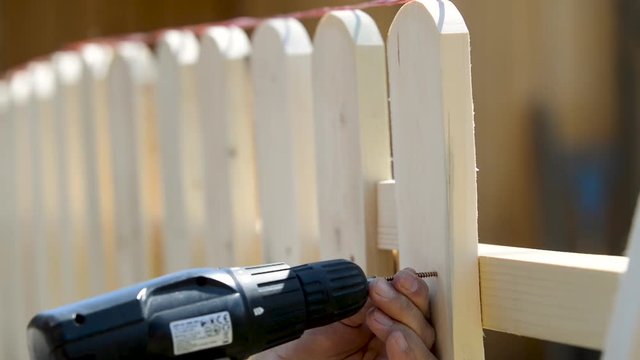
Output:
top-left (4, 0), bottom-right (411, 78)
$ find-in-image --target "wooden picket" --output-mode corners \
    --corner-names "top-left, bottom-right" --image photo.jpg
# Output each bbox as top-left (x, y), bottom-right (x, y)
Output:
top-left (52, 51), bottom-right (90, 303)
top-left (156, 30), bottom-right (207, 272)
top-left (0, 1), bottom-right (638, 359)
top-left (251, 18), bottom-right (318, 265)
top-left (197, 26), bottom-right (261, 267)
top-left (0, 79), bottom-right (9, 360)
top-left (6, 70), bottom-right (30, 359)
top-left (78, 43), bottom-right (114, 296)
top-left (108, 41), bottom-right (161, 285)
top-left (312, 9), bottom-right (393, 275)
top-left (386, 1), bottom-right (484, 357)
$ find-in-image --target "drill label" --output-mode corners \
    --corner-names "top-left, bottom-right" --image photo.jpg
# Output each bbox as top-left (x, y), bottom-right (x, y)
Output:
top-left (170, 311), bottom-right (233, 355)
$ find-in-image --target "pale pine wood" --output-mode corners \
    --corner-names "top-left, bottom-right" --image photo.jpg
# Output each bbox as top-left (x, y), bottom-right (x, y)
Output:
top-left (378, 179), bottom-right (625, 349)
top-left (197, 26), bottom-right (262, 267)
top-left (108, 42), bottom-right (162, 285)
top-left (0, 79), bottom-right (8, 360)
top-left (52, 51), bottom-right (92, 302)
top-left (251, 18), bottom-right (319, 265)
top-left (387, 1), bottom-right (484, 358)
top-left (7, 70), bottom-right (31, 360)
top-left (79, 44), bottom-right (114, 295)
top-left (603, 197), bottom-right (640, 359)
top-left (312, 10), bottom-right (393, 275)
top-left (479, 243), bottom-right (625, 350)
top-left (27, 61), bottom-right (63, 310)
top-left (376, 180), bottom-right (397, 251)
top-left (156, 30), bottom-right (208, 271)
top-left (14, 69), bottom-right (40, 322)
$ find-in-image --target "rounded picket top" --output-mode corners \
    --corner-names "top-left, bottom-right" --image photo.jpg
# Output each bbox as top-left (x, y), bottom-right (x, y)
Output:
top-left (315, 9), bottom-right (384, 46)
top-left (28, 61), bottom-right (56, 100)
top-left (252, 18), bottom-right (312, 56)
top-left (390, 0), bottom-right (468, 36)
top-left (156, 30), bottom-right (200, 66)
top-left (9, 69), bottom-right (33, 106)
top-left (200, 26), bottom-right (250, 60)
top-left (51, 51), bottom-right (83, 86)
top-left (111, 41), bottom-right (157, 86)
top-left (80, 43), bottom-right (114, 80)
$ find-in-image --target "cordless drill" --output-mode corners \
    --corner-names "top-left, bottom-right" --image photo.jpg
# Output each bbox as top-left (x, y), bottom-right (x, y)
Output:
top-left (27, 259), bottom-right (370, 359)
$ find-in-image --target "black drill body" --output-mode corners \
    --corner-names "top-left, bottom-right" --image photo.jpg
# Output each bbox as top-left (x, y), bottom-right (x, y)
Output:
top-left (28, 259), bottom-right (369, 359)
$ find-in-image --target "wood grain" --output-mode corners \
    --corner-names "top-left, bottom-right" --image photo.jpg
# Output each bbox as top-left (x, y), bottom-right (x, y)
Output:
top-left (197, 26), bottom-right (262, 266)
top-left (387, 1), bottom-right (484, 358)
top-left (312, 9), bottom-right (393, 274)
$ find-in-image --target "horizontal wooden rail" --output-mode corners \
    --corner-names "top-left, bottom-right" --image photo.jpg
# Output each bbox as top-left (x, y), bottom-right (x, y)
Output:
top-left (378, 180), bottom-right (628, 350)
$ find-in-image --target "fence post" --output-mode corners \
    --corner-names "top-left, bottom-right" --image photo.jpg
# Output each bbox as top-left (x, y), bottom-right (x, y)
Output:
top-left (387, 1), bottom-right (484, 358)
top-left (603, 196), bottom-right (640, 359)
top-left (108, 42), bottom-right (161, 285)
top-left (251, 18), bottom-right (318, 265)
top-left (197, 26), bottom-right (262, 267)
top-left (156, 30), bottom-right (207, 271)
top-left (312, 10), bottom-right (394, 275)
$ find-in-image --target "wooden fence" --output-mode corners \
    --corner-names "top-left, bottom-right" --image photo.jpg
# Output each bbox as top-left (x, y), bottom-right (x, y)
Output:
top-left (0, 0), bottom-right (638, 359)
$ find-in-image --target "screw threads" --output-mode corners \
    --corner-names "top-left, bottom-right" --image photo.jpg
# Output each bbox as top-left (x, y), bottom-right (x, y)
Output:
top-left (383, 271), bottom-right (438, 282)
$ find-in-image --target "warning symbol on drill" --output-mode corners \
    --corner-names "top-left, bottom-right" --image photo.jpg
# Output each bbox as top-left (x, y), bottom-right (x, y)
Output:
top-left (170, 311), bottom-right (233, 356)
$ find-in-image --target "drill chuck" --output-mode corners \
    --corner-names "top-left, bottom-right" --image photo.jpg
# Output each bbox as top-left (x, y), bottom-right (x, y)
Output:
top-left (27, 259), bottom-right (369, 359)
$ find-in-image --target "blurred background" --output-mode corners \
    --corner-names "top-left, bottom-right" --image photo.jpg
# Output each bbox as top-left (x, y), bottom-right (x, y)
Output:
top-left (1, 0), bottom-right (638, 359)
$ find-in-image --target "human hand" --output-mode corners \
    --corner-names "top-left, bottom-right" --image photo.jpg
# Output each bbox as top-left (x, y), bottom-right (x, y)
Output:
top-left (254, 268), bottom-right (436, 360)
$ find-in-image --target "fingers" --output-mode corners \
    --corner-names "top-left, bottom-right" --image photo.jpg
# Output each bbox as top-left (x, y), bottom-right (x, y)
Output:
top-left (368, 277), bottom-right (434, 347)
top-left (366, 307), bottom-right (435, 351)
top-left (386, 330), bottom-right (437, 360)
top-left (392, 268), bottom-right (431, 319)
top-left (341, 299), bottom-right (374, 328)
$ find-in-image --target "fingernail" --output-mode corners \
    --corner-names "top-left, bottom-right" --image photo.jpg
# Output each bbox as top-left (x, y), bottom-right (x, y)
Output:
top-left (400, 275), bottom-right (419, 293)
top-left (373, 310), bottom-right (393, 327)
top-left (375, 279), bottom-right (396, 299)
top-left (393, 332), bottom-right (409, 352)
